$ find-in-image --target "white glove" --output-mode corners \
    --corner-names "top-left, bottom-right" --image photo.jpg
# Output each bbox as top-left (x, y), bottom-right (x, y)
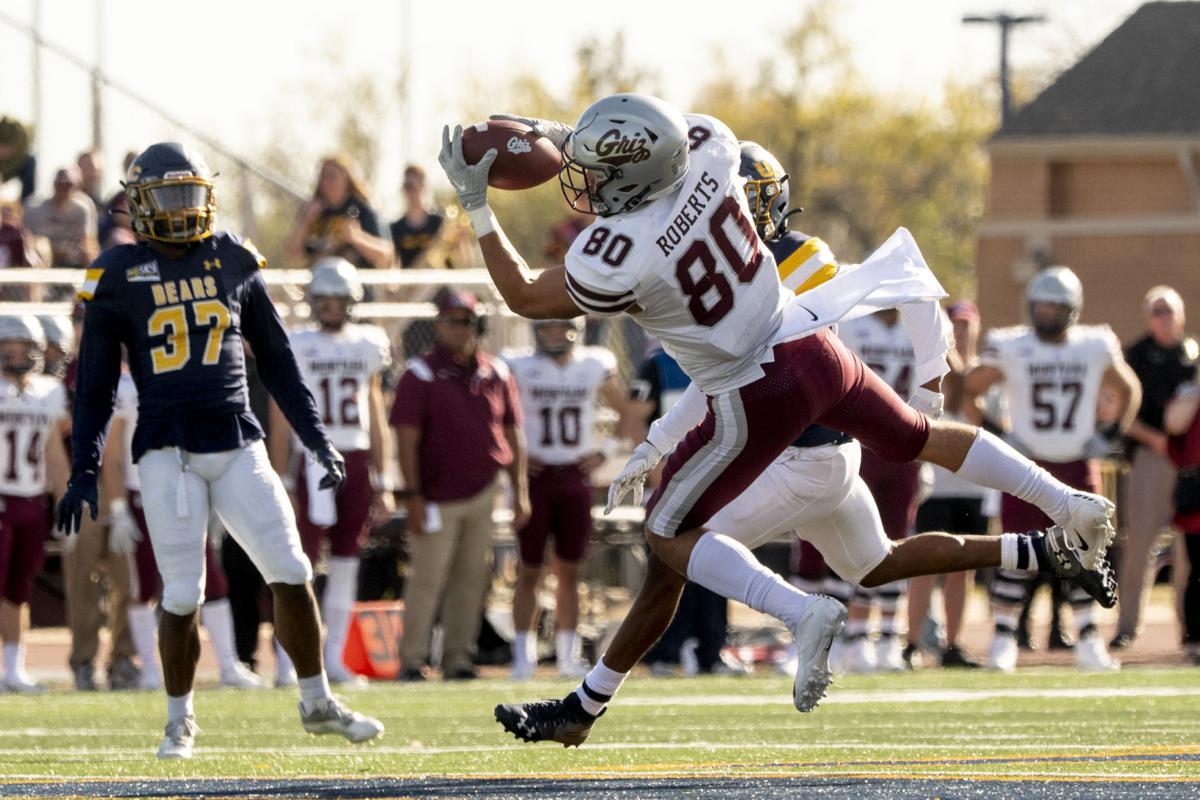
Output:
top-left (604, 441), bottom-right (663, 514)
top-left (489, 114), bottom-right (574, 150)
top-left (909, 386), bottom-right (945, 420)
top-left (107, 498), bottom-right (142, 556)
top-left (438, 124), bottom-right (496, 212)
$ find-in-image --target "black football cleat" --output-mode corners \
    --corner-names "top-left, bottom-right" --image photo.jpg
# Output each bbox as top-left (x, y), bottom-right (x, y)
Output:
top-left (1035, 527), bottom-right (1119, 609)
top-left (494, 692), bottom-right (602, 748)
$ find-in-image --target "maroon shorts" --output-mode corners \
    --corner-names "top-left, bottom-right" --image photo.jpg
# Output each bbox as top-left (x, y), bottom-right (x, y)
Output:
top-left (858, 448), bottom-right (921, 541)
top-left (516, 463), bottom-right (593, 566)
top-left (0, 494), bottom-right (50, 604)
top-left (297, 450), bottom-right (373, 561)
top-left (129, 490), bottom-right (229, 604)
top-left (791, 539), bottom-right (828, 582)
top-left (646, 329), bottom-right (930, 537)
top-left (1000, 459), bottom-right (1099, 533)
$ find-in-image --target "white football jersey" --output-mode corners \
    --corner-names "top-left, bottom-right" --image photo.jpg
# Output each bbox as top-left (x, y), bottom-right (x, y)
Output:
top-left (114, 373), bottom-right (140, 491)
top-left (980, 324), bottom-right (1121, 462)
top-left (506, 346), bottom-right (617, 465)
top-left (564, 114), bottom-right (789, 396)
top-left (838, 313), bottom-right (917, 399)
top-left (289, 324), bottom-right (391, 452)
top-left (0, 374), bottom-right (67, 497)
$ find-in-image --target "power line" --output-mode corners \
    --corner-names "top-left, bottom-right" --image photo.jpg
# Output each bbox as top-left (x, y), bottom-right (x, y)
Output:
top-left (962, 12), bottom-right (1047, 127)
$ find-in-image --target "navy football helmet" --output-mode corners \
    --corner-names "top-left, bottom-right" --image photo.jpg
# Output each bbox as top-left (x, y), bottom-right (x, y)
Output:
top-left (124, 142), bottom-right (217, 244)
top-left (738, 141), bottom-right (797, 242)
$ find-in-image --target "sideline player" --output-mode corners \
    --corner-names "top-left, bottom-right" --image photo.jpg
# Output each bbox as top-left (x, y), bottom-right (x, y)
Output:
top-left (268, 257), bottom-right (392, 684)
top-left (57, 143), bottom-right (382, 758)
top-left (438, 98), bottom-right (1116, 741)
top-left (965, 267), bottom-right (1140, 672)
top-left (0, 316), bottom-right (69, 691)
top-left (504, 318), bottom-right (626, 679)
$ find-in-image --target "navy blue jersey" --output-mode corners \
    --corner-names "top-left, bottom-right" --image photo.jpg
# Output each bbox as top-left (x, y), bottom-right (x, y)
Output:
top-left (72, 231), bottom-right (330, 478)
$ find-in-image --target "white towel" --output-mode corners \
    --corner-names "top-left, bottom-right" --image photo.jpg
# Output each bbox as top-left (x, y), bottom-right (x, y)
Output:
top-left (305, 455), bottom-right (337, 527)
top-left (772, 227), bottom-right (948, 346)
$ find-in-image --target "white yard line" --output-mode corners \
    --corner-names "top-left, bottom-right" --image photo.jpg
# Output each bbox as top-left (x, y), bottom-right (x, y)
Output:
top-left (621, 686), bottom-right (1200, 706)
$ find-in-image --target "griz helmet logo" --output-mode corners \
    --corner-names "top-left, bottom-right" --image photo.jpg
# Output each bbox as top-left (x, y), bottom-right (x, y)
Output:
top-left (595, 128), bottom-right (652, 166)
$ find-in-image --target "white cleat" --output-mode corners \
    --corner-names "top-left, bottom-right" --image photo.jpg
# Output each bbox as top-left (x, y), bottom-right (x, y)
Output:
top-left (2, 674), bottom-right (45, 694)
top-left (156, 715), bottom-right (199, 759)
top-left (1063, 492), bottom-right (1117, 570)
top-left (510, 658), bottom-right (536, 681)
top-left (137, 672), bottom-right (163, 692)
top-left (987, 632), bottom-right (1019, 672)
top-left (875, 636), bottom-right (907, 672)
top-left (840, 636), bottom-right (877, 674)
top-left (556, 659), bottom-right (591, 679)
top-left (299, 698), bottom-right (384, 743)
top-left (789, 595), bottom-right (848, 713)
top-left (220, 662), bottom-right (267, 689)
top-left (275, 665), bottom-right (298, 689)
top-left (325, 664), bottom-right (368, 688)
top-left (1075, 633), bottom-right (1120, 672)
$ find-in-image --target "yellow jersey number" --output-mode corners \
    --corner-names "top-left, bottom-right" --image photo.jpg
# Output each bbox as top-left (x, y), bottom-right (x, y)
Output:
top-left (148, 300), bottom-right (231, 374)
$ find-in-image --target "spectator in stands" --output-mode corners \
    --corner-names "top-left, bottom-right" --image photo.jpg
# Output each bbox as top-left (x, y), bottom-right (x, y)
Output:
top-left (99, 192), bottom-right (136, 251)
top-left (24, 167), bottom-right (98, 268)
top-left (0, 117), bottom-right (36, 203)
top-left (285, 155), bottom-right (393, 269)
top-left (1114, 286), bottom-right (1198, 649)
top-left (76, 150), bottom-right (104, 211)
top-left (1164, 365), bottom-right (1200, 663)
top-left (543, 214), bottom-right (590, 267)
top-left (390, 289), bottom-right (529, 681)
top-left (0, 202), bottom-right (39, 268)
top-left (389, 165), bottom-right (444, 268)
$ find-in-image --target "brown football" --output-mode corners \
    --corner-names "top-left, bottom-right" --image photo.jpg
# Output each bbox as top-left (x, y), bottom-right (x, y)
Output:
top-left (460, 119), bottom-right (562, 190)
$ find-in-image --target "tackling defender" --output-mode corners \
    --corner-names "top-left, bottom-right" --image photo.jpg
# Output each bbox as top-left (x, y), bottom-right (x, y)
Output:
top-left (438, 97), bottom-right (1116, 742)
top-left (57, 143), bottom-right (382, 758)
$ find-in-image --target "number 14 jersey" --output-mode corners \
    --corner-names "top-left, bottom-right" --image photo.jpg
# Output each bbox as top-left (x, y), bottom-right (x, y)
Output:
top-left (563, 114), bottom-right (789, 396)
top-left (980, 324), bottom-right (1122, 462)
top-left (289, 323), bottom-right (391, 453)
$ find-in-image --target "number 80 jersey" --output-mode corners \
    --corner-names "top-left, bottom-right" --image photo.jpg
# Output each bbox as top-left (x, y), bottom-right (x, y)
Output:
top-left (563, 114), bottom-right (789, 396)
top-left (980, 324), bottom-right (1122, 462)
top-left (289, 324), bottom-right (391, 453)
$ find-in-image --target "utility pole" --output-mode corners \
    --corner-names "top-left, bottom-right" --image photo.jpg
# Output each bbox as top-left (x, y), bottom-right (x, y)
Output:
top-left (30, 0), bottom-right (42, 149)
top-left (962, 12), bottom-right (1047, 127)
top-left (91, 0), bottom-right (105, 151)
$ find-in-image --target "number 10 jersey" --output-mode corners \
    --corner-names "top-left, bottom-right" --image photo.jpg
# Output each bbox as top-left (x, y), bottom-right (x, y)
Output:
top-left (505, 347), bottom-right (616, 465)
top-left (980, 324), bottom-right (1122, 462)
top-left (563, 114), bottom-right (790, 396)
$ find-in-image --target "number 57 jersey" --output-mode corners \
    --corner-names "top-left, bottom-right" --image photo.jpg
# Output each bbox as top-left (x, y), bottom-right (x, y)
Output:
top-left (980, 324), bottom-right (1122, 462)
top-left (563, 114), bottom-right (789, 396)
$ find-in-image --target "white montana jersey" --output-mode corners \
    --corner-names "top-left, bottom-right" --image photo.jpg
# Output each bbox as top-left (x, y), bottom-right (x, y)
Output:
top-left (980, 324), bottom-right (1121, 462)
top-left (505, 346), bottom-right (617, 465)
top-left (115, 373), bottom-right (141, 491)
top-left (0, 374), bottom-right (66, 498)
top-left (289, 324), bottom-right (391, 452)
top-left (838, 314), bottom-right (917, 399)
top-left (564, 114), bottom-right (789, 395)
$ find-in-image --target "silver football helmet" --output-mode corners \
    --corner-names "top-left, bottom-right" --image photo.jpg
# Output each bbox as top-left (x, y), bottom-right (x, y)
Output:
top-left (533, 318), bottom-right (584, 356)
top-left (0, 315), bottom-right (46, 375)
top-left (308, 256), bottom-right (364, 303)
top-left (38, 315), bottom-right (74, 355)
top-left (1026, 265), bottom-right (1083, 338)
top-left (559, 93), bottom-right (690, 217)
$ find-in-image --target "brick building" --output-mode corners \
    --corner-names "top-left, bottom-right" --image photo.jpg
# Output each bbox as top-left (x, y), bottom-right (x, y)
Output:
top-left (977, 1), bottom-right (1200, 340)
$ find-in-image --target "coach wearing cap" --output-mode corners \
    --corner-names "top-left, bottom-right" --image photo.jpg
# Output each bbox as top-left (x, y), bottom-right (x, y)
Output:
top-left (390, 288), bottom-right (530, 681)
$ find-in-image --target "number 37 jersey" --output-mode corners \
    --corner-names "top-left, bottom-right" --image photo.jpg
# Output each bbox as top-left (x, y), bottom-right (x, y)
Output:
top-left (289, 324), bottom-right (391, 452)
top-left (563, 114), bottom-right (789, 396)
top-left (980, 324), bottom-right (1122, 462)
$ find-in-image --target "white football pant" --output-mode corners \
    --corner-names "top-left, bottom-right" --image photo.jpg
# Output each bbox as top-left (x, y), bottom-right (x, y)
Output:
top-left (705, 441), bottom-right (890, 585)
top-left (138, 441), bottom-right (312, 616)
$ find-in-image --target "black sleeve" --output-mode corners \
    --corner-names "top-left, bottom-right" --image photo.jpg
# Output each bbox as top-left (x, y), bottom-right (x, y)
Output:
top-left (356, 201), bottom-right (381, 237)
top-left (631, 358), bottom-right (664, 419)
top-left (240, 269), bottom-right (330, 454)
top-left (70, 288), bottom-right (124, 479)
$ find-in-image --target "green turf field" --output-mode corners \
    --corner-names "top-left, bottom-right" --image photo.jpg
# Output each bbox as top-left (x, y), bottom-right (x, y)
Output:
top-left (3, 667), bottom-right (1198, 784)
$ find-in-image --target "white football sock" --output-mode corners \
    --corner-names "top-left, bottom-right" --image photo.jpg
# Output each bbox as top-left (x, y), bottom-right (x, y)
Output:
top-left (127, 603), bottom-right (162, 681)
top-left (322, 557), bottom-right (360, 669)
top-left (298, 672), bottom-right (333, 712)
top-left (556, 630), bottom-right (579, 667)
top-left (686, 532), bottom-right (810, 627)
top-left (574, 659), bottom-right (627, 716)
top-left (845, 618), bottom-right (870, 639)
top-left (513, 630), bottom-right (536, 668)
top-left (199, 599), bottom-right (239, 673)
top-left (999, 532), bottom-right (1041, 572)
top-left (2, 643), bottom-right (23, 680)
top-left (166, 691), bottom-right (194, 723)
top-left (955, 430), bottom-right (1071, 524)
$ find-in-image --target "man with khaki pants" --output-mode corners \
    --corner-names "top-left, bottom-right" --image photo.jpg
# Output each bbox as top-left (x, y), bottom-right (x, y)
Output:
top-left (1115, 286), bottom-right (1198, 649)
top-left (390, 290), bottom-right (529, 680)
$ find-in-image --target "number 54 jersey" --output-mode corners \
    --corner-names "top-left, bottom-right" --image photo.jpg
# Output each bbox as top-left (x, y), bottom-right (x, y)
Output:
top-left (288, 323), bottom-right (391, 453)
top-left (980, 324), bottom-right (1122, 462)
top-left (563, 114), bottom-right (789, 397)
